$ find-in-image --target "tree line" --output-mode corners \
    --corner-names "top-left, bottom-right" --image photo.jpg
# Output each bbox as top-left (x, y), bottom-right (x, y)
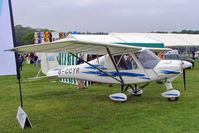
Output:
top-left (15, 25), bottom-right (54, 46)
top-left (14, 25), bottom-right (108, 46)
top-left (14, 25), bottom-right (199, 46)
top-left (151, 30), bottom-right (199, 34)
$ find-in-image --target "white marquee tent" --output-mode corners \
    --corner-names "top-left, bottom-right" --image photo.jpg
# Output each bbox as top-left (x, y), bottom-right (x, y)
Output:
top-left (110, 33), bottom-right (199, 54)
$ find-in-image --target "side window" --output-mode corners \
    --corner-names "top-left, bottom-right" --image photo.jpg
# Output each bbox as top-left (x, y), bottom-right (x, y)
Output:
top-left (114, 54), bottom-right (137, 70)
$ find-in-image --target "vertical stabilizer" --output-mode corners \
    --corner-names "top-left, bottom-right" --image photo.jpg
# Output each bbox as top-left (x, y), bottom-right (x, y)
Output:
top-left (39, 53), bottom-right (59, 75)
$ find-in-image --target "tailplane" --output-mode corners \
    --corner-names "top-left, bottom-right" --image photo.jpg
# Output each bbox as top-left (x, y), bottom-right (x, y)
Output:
top-left (24, 65), bottom-right (65, 82)
top-left (25, 75), bottom-right (58, 81)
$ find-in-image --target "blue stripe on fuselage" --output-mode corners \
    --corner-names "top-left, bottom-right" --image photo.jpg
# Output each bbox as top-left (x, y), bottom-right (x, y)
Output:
top-left (82, 71), bottom-right (150, 79)
top-left (85, 65), bottom-right (107, 70)
top-left (160, 70), bottom-right (180, 75)
top-left (53, 68), bottom-right (61, 71)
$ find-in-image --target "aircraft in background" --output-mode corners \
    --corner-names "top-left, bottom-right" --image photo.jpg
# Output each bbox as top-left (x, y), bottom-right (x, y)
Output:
top-left (7, 35), bottom-right (192, 102)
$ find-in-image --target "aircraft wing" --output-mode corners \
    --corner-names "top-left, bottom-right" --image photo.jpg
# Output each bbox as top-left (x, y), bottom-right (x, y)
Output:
top-left (7, 38), bottom-right (171, 55)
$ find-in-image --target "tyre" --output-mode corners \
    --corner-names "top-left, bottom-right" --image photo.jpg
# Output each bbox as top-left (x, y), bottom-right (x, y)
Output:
top-left (133, 94), bottom-right (142, 96)
top-left (168, 97), bottom-right (179, 101)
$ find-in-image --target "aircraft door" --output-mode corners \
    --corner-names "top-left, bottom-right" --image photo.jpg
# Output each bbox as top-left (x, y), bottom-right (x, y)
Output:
top-left (114, 54), bottom-right (138, 71)
top-left (113, 54), bottom-right (150, 84)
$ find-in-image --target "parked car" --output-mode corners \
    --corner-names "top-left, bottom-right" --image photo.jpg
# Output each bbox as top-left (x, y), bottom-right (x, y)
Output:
top-left (164, 54), bottom-right (194, 69)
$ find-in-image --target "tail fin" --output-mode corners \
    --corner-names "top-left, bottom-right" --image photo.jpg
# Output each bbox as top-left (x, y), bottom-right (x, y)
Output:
top-left (25, 53), bottom-right (63, 82)
top-left (39, 53), bottom-right (59, 75)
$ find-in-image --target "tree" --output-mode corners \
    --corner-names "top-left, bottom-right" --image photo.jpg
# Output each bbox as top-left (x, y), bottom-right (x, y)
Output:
top-left (23, 32), bottom-right (34, 45)
top-left (14, 25), bottom-right (54, 46)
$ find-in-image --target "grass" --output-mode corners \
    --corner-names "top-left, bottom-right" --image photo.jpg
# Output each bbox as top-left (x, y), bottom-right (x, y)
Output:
top-left (1, 62), bottom-right (199, 133)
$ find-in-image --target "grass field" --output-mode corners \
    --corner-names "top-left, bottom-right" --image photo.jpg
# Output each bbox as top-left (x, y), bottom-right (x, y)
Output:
top-left (1, 62), bottom-right (199, 133)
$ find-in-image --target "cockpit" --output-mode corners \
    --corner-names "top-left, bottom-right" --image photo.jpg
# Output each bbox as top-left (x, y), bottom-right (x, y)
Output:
top-left (114, 54), bottom-right (137, 70)
top-left (113, 49), bottom-right (161, 70)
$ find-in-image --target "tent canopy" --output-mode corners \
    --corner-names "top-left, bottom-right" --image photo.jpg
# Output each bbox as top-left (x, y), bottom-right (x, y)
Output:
top-left (110, 33), bottom-right (199, 47)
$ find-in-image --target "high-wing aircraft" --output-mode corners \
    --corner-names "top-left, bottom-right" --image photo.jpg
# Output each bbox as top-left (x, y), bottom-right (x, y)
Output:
top-left (7, 35), bottom-right (192, 102)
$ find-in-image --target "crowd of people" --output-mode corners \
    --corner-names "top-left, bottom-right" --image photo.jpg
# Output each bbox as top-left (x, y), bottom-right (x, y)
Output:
top-left (17, 53), bottom-right (39, 71)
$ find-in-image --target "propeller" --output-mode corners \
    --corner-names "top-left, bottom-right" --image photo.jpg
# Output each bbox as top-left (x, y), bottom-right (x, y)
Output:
top-left (181, 60), bottom-right (192, 91)
top-left (183, 68), bottom-right (186, 91)
top-left (180, 60), bottom-right (186, 91)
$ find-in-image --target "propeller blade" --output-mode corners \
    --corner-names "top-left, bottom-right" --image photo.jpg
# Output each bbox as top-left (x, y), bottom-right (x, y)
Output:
top-left (183, 69), bottom-right (186, 91)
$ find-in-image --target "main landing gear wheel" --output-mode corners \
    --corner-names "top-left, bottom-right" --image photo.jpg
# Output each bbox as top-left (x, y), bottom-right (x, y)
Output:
top-left (133, 93), bottom-right (142, 97)
top-left (123, 83), bottom-right (149, 96)
top-left (127, 89), bottom-right (143, 96)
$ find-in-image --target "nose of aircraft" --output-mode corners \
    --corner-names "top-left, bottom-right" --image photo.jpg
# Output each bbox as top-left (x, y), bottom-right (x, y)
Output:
top-left (182, 61), bottom-right (192, 69)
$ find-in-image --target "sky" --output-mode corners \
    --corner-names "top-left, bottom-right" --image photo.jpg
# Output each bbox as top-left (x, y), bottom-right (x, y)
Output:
top-left (11, 0), bottom-right (199, 33)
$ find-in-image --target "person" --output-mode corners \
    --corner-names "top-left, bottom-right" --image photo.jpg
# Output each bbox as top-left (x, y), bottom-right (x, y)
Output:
top-left (18, 54), bottom-right (24, 71)
top-left (33, 53), bottom-right (38, 67)
top-left (77, 55), bottom-right (86, 89)
top-left (159, 53), bottom-right (164, 60)
top-left (30, 53), bottom-right (34, 64)
top-left (27, 53), bottom-right (31, 64)
top-left (24, 53), bottom-right (29, 64)
top-left (126, 56), bottom-right (133, 69)
top-left (192, 50), bottom-right (195, 60)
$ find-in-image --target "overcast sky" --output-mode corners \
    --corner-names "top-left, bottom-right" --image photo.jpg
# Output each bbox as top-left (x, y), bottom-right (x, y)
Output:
top-left (12, 0), bottom-right (199, 33)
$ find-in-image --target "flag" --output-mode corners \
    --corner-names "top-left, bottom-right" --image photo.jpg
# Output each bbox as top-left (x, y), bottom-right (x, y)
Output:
top-left (0, 0), bottom-right (16, 76)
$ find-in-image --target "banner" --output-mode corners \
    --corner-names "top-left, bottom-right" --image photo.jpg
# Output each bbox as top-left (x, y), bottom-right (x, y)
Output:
top-left (0, 0), bottom-right (16, 76)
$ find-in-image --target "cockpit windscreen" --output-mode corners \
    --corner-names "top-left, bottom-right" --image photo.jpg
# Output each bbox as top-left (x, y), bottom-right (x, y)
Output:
top-left (138, 49), bottom-right (161, 69)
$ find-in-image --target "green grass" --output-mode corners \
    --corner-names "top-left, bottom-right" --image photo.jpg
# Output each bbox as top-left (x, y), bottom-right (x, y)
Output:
top-left (1, 62), bottom-right (199, 133)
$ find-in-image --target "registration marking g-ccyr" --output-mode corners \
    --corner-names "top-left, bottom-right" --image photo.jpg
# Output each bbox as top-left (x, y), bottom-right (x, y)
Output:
top-left (65, 67), bottom-right (79, 74)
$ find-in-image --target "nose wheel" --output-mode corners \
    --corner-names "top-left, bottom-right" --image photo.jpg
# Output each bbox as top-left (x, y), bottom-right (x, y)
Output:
top-left (162, 89), bottom-right (180, 101)
top-left (168, 97), bottom-right (179, 101)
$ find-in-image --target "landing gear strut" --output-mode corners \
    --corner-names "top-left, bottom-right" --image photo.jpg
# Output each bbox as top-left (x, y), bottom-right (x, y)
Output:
top-left (121, 83), bottom-right (149, 96)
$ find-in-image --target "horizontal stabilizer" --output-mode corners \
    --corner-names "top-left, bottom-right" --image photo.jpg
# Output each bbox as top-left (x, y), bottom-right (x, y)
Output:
top-left (24, 75), bottom-right (58, 82)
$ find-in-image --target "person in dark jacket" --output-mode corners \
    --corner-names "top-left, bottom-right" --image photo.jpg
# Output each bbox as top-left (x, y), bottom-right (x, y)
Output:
top-left (33, 53), bottom-right (38, 67)
top-left (18, 55), bottom-right (23, 71)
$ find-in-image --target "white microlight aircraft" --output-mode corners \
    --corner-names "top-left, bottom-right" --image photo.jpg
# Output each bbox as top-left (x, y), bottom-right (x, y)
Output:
top-left (7, 35), bottom-right (192, 102)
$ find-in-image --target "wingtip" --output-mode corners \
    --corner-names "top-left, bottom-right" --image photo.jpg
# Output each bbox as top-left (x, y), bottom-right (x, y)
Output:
top-left (4, 48), bottom-right (15, 52)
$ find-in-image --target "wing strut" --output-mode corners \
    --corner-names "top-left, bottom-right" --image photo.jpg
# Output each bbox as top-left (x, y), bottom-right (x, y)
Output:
top-left (105, 47), bottom-right (125, 87)
top-left (69, 53), bottom-right (122, 84)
